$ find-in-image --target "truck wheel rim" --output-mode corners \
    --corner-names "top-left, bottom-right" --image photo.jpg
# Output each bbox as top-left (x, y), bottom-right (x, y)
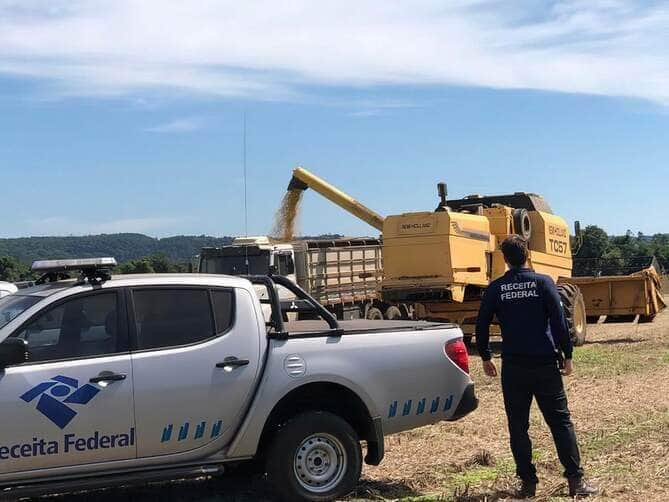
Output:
top-left (294, 433), bottom-right (347, 493)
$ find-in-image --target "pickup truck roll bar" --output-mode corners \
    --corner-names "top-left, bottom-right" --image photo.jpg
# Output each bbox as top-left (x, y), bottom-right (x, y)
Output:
top-left (242, 275), bottom-right (343, 340)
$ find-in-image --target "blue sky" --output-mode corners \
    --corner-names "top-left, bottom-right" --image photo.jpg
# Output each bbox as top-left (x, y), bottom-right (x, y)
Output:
top-left (1, 1), bottom-right (668, 238)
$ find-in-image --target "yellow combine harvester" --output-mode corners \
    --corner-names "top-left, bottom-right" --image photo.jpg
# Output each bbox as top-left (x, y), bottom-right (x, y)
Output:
top-left (286, 167), bottom-right (665, 345)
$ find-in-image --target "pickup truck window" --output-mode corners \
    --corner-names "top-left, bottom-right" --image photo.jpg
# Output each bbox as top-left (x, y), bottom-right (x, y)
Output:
top-left (12, 291), bottom-right (125, 363)
top-left (133, 288), bottom-right (216, 350)
top-left (0, 295), bottom-right (40, 329)
top-left (212, 289), bottom-right (234, 333)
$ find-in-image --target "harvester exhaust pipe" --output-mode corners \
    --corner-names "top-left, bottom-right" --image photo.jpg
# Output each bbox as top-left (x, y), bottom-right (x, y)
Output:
top-left (436, 182), bottom-right (450, 212)
top-left (287, 166), bottom-right (385, 232)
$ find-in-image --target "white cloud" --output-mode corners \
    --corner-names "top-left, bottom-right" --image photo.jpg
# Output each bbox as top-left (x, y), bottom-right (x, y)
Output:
top-left (0, 0), bottom-right (667, 103)
top-left (346, 99), bottom-right (420, 117)
top-left (144, 116), bottom-right (204, 133)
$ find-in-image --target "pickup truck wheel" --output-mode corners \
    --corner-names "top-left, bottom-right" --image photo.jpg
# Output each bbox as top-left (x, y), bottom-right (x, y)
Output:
top-left (266, 411), bottom-right (362, 501)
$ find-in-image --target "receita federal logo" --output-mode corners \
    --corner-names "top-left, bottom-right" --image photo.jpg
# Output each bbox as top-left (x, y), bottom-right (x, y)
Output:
top-left (20, 375), bottom-right (100, 429)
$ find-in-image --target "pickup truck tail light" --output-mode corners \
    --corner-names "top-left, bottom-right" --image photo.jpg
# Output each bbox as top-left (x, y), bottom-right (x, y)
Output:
top-left (445, 339), bottom-right (469, 374)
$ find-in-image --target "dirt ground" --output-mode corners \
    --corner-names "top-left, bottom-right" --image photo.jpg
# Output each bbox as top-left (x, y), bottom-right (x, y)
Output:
top-left (36, 301), bottom-right (669, 502)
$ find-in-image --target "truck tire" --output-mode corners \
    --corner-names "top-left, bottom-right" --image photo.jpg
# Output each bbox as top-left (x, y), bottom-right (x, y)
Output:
top-left (557, 283), bottom-right (587, 346)
top-left (266, 411), bottom-right (362, 502)
top-left (366, 307), bottom-right (384, 320)
top-left (384, 306), bottom-right (403, 320)
top-left (513, 208), bottom-right (532, 240)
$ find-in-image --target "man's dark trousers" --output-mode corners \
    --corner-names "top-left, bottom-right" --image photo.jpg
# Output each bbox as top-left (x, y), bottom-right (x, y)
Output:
top-left (501, 359), bottom-right (584, 482)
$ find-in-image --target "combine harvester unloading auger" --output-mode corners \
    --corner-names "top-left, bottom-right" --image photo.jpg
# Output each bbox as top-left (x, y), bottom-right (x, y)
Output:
top-left (286, 166), bottom-right (665, 345)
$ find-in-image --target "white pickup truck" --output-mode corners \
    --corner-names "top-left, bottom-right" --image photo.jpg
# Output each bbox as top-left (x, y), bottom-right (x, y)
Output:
top-left (0, 258), bottom-right (478, 501)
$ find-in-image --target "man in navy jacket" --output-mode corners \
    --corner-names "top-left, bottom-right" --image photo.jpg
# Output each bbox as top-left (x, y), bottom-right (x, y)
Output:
top-left (476, 235), bottom-right (597, 498)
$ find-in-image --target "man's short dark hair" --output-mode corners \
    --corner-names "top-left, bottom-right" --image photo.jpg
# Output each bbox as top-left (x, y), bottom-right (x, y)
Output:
top-left (501, 235), bottom-right (529, 268)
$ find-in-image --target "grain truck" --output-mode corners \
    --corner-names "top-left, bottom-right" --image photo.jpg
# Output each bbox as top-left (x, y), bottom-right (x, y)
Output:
top-left (199, 236), bottom-right (410, 320)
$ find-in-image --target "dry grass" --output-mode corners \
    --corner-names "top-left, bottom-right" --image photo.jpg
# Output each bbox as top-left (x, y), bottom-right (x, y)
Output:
top-left (356, 305), bottom-right (669, 502)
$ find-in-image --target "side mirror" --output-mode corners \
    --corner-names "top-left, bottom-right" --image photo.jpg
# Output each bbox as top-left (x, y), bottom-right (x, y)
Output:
top-left (0, 338), bottom-right (28, 368)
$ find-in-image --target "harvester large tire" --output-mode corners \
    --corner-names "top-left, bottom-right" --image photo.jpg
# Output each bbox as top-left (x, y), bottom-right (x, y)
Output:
top-left (557, 283), bottom-right (587, 346)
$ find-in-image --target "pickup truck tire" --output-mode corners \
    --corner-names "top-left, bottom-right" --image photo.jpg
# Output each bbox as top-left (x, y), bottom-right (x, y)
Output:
top-left (266, 411), bottom-right (362, 501)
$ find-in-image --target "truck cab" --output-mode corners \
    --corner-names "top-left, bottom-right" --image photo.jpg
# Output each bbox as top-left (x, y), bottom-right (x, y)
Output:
top-left (199, 236), bottom-right (296, 281)
top-left (198, 237), bottom-right (398, 321)
top-left (199, 237), bottom-right (298, 320)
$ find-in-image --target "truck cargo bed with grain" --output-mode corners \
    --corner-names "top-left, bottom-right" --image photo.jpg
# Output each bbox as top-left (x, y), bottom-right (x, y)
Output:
top-left (199, 237), bottom-right (407, 320)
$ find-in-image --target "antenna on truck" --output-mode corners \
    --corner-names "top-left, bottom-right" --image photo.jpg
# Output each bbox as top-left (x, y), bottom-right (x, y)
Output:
top-left (243, 110), bottom-right (250, 274)
top-left (243, 110), bottom-right (248, 238)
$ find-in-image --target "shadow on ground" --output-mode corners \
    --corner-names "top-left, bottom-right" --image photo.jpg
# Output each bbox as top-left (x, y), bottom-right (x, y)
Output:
top-left (350, 478), bottom-right (421, 499)
top-left (36, 472), bottom-right (275, 502)
top-left (34, 472), bottom-right (421, 502)
top-left (452, 491), bottom-right (515, 502)
top-left (585, 337), bottom-right (645, 345)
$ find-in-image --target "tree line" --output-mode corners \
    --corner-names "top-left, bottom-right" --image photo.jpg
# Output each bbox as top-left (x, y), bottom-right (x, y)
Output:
top-left (1, 228), bottom-right (666, 283)
top-left (573, 226), bottom-right (668, 276)
top-left (0, 254), bottom-right (193, 282)
top-left (0, 233), bottom-right (234, 264)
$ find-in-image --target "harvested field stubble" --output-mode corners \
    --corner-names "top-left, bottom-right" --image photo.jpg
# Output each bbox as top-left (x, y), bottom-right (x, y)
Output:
top-left (356, 303), bottom-right (669, 501)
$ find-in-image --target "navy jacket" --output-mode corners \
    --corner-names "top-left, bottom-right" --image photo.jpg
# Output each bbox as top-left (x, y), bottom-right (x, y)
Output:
top-left (475, 267), bottom-right (573, 362)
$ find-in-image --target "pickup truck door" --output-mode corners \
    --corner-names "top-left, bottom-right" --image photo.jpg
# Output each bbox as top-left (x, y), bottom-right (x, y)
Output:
top-left (129, 287), bottom-right (261, 458)
top-left (0, 290), bottom-right (135, 475)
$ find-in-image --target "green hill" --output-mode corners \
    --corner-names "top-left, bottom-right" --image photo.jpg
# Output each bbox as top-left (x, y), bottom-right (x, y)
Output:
top-left (0, 234), bottom-right (234, 264)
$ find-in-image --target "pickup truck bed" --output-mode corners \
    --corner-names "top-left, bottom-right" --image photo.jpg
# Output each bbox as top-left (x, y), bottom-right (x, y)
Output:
top-left (284, 319), bottom-right (453, 334)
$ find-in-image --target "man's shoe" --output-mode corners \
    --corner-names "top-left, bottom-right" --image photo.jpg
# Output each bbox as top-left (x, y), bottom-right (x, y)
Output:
top-left (515, 480), bottom-right (537, 498)
top-left (568, 477), bottom-right (598, 497)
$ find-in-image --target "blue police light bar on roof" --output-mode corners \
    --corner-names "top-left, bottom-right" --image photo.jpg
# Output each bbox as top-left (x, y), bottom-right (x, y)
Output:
top-left (31, 257), bottom-right (118, 274)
